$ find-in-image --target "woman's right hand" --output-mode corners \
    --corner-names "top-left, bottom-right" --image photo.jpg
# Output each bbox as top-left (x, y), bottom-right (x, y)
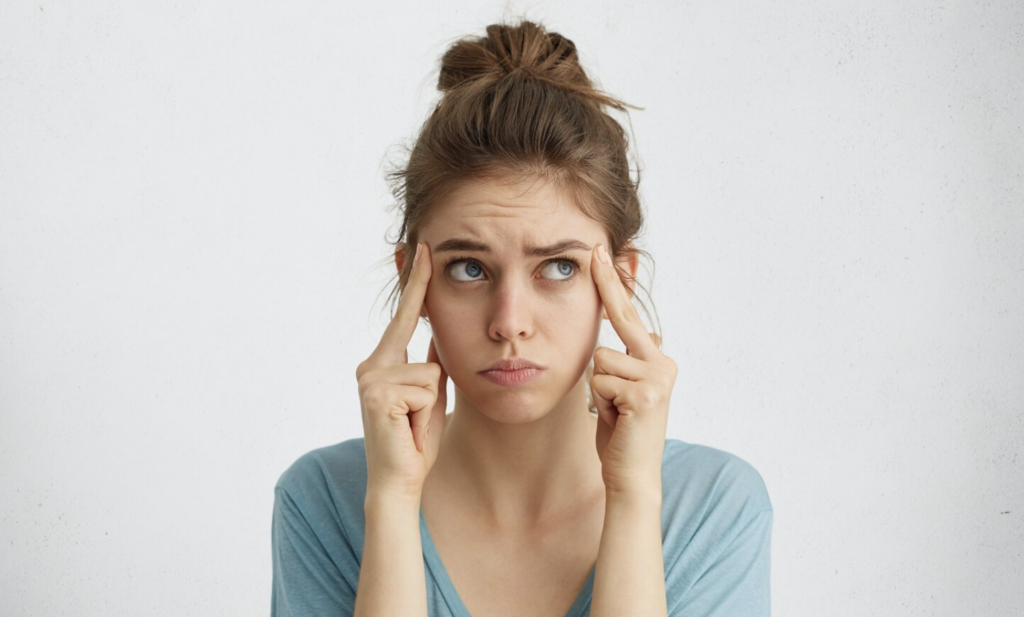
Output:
top-left (356, 242), bottom-right (448, 500)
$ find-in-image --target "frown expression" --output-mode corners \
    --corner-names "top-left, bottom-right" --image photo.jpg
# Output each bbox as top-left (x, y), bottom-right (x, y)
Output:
top-left (417, 175), bottom-right (608, 423)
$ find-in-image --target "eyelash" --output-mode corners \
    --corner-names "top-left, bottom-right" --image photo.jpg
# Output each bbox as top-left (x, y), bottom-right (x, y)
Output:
top-left (442, 254), bottom-right (583, 284)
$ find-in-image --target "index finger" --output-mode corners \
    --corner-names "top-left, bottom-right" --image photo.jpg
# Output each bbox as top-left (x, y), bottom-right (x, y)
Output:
top-left (591, 243), bottom-right (658, 361)
top-left (371, 242), bottom-right (432, 365)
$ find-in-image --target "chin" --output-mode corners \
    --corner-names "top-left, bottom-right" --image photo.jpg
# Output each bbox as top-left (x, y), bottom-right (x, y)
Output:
top-left (456, 378), bottom-right (562, 424)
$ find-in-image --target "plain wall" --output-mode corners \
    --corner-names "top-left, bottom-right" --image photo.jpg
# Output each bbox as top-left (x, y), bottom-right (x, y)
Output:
top-left (1, 0), bottom-right (1021, 614)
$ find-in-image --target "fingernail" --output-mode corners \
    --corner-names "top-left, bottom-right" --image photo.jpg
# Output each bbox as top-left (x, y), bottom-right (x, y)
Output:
top-left (414, 242), bottom-right (422, 265)
top-left (598, 244), bottom-right (610, 264)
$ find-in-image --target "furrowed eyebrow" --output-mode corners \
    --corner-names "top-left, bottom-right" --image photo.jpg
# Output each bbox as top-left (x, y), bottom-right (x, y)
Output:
top-left (433, 238), bottom-right (592, 258)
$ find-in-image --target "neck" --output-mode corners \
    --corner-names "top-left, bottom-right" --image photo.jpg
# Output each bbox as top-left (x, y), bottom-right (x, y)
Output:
top-left (428, 376), bottom-right (605, 532)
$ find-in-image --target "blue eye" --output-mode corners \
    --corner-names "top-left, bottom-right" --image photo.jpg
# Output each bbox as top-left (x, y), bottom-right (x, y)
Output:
top-left (541, 260), bottom-right (576, 281)
top-left (449, 260), bottom-right (485, 282)
top-left (444, 256), bottom-right (580, 284)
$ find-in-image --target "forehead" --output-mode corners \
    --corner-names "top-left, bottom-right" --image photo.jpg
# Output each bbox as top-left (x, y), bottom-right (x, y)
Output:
top-left (421, 176), bottom-right (603, 243)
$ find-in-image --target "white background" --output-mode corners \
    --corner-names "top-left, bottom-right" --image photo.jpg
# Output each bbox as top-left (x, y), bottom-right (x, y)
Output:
top-left (2, 0), bottom-right (1022, 615)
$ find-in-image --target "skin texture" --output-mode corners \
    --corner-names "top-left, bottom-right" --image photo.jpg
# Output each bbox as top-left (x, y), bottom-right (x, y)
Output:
top-left (390, 175), bottom-right (677, 615)
top-left (394, 174), bottom-right (640, 531)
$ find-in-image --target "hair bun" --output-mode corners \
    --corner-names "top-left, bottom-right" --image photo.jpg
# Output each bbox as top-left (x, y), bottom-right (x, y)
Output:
top-left (438, 20), bottom-right (631, 111)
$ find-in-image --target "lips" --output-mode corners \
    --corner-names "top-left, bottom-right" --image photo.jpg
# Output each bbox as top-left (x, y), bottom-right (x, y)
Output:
top-left (479, 357), bottom-right (546, 387)
top-left (480, 367), bottom-right (544, 387)
top-left (480, 357), bottom-right (544, 372)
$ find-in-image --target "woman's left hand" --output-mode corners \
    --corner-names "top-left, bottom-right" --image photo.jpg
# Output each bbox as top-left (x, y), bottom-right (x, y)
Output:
top-left (589, 243), bottom-right (678, 497)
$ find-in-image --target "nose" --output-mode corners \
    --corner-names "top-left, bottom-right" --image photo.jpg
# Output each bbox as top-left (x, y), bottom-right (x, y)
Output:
top-left (487, 276), bottom-right (534, 342)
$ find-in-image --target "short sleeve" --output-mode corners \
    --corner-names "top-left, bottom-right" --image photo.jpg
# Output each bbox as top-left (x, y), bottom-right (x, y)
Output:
top-left (668, 508), bottom-right (772, 616)
top-left (271, 485), bottom-right (358, 616)
top-left (660, 439), bottom-right (773, 617)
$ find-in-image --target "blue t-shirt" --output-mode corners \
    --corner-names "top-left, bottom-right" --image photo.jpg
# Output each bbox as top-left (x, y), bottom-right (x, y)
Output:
top-left (271, 437), bottom-right (772, 616)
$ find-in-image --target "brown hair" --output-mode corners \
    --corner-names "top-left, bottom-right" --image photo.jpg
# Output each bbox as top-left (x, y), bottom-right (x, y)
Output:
top-left (378, 20), bottom-right (661, 411)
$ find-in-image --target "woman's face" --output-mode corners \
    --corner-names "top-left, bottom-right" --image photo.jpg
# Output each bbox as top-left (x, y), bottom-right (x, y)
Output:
top-left (413, 175), bottom-right (612, 423)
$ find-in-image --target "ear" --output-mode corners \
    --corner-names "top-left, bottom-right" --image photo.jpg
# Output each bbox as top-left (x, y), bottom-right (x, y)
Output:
top-left (394, 242), bottom-right (408, 274)
top-left (601, 244), bottom-right (640, 321)
top-left (395, 242), bottom-right (430, 320)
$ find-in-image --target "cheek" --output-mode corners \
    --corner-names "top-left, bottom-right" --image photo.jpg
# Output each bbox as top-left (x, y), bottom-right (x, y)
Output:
top-left (574, 278), bottom-right (604, 323)
top-left (422, 291), bottom-right (475, 364)
top-left (547, 287), bottom-right (603, 335)
top-left (424, 283), bottom-right (601, 340)
top-left (424, 286), bottom-right (462, 325)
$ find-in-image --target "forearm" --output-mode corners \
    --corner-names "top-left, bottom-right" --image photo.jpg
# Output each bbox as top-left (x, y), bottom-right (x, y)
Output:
top-left (354, 491), bottom-right (428, 617)
top-left (591, 487), bottom-right (668, 617)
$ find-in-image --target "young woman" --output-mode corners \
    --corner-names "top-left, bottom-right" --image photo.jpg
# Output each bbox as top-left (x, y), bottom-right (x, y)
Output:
top-left (271, 20), bottom-right (772, 617)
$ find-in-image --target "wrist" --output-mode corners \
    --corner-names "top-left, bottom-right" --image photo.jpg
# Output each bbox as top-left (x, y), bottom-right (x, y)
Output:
top-left (604, 479), bottom-right (662, 508)
top-left (365, 487), bottom-right (422, 515)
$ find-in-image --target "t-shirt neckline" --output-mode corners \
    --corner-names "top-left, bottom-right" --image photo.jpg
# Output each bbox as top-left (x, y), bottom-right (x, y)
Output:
top-left (418, 506), bottom-right (596, 617)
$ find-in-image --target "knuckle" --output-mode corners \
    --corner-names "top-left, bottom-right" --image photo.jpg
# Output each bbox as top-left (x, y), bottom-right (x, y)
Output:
top-left (362, 382), bottom-right (387, 409)
top-left (357, 356), bottom-right (384, 380)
